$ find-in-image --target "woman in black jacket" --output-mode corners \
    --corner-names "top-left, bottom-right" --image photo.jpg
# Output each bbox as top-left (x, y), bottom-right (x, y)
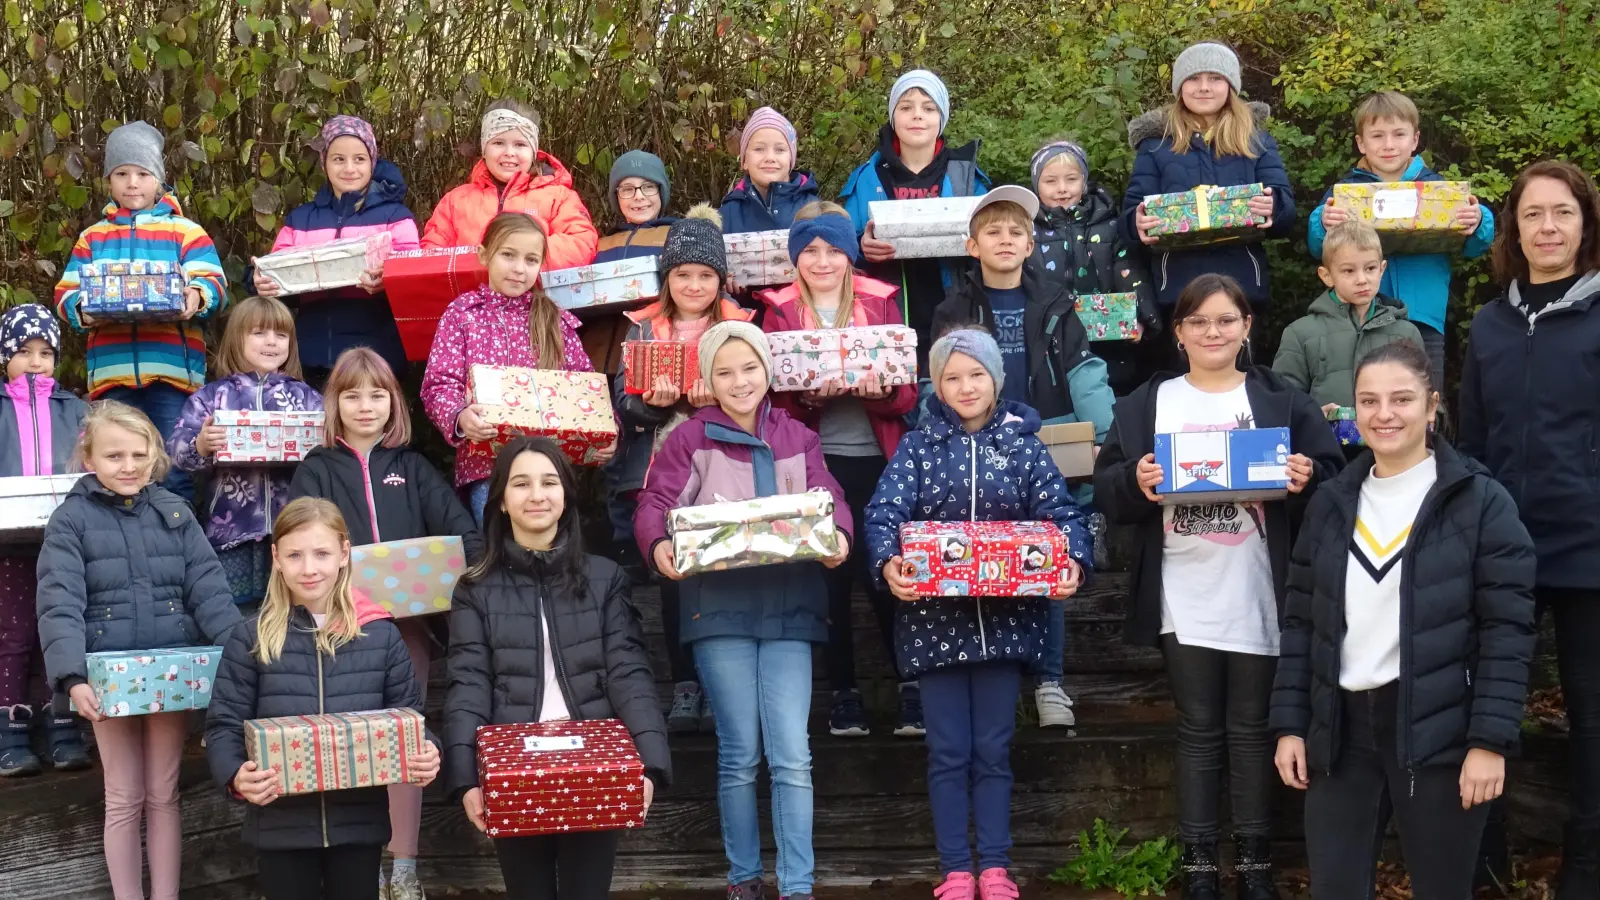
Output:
top-left (1272, 341), bottom-right (1537, 900)
top-left (445, 436), bottom-right (669, 900)
top-left (1092, 273), bottom-right (1343, 900)
top-left (205, 497), bottom-right (441, 900)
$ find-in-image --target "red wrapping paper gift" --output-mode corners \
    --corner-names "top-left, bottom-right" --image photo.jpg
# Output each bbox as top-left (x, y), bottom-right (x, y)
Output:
top-left (898, 520), bottom-right (1069, 597)
top-left (383, 246), bottom-right (489, 362)
top-left (622, 340), bottom-right (699, 395)
top-left (477, 719), bottom-right (647, 838)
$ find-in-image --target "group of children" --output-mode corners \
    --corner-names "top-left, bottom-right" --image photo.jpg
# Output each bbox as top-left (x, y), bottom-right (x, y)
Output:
top-left (0, 31), bottom-right (1575, 900)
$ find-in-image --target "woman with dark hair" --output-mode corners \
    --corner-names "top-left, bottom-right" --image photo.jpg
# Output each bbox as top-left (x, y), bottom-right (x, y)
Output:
top-left (1459, 158), bottom-right (1600, 895)
top-left (1093, 273), bottom-right (1343, 900)
top-left (442, 436), bottom-right (670, 900)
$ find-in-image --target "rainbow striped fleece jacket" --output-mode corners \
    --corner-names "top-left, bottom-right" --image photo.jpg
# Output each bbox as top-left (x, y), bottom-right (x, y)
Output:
top-left (53, 193), bottom-right (227, 397)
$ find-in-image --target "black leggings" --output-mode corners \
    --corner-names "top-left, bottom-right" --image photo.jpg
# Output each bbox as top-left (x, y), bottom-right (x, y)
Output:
top-left (495, 830), bottom-right (622, 900)
top-left (257, 842), bottom-right (383, 900)
top-left (1542, 587), bottom-right (1600, 828)
top-left (821, 453), bottom-right (902, 689)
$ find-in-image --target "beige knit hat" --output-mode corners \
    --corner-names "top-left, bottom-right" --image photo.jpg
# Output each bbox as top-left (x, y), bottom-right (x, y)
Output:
top-left (697, 321), bottom-right (772, 386)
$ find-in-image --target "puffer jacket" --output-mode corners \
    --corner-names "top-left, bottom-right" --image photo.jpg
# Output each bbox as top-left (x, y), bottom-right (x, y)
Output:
top-left (420, 155), bottom-right (599, 271)
top-left (168, 372), bottom-right (325, 550)
top-left (864, 397), bottom-right (1092, 676)
top-left (1272, 291), bottom-right (1423, 408)
top-left (1270, 441), bottom-right (1537, 771)
top-left (719, 171), bottom-right (822, 234)
top-left (286, 441), bottom-right (484, 559)
top-left (205, 607), bottom-right (431, 850)
top-left (0, 373), bottom-right (88, 477)
top-left (1118, 103), bottom-right (1295, 310)
top-left (443, 540), bottom-right (670, 800)
top-left (36, 477), bottom-right (242, 694)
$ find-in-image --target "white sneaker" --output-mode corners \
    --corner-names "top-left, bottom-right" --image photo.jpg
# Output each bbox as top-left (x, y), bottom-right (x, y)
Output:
top-left (390, 868), bottom-right (426, 900)
top-left (1035, 682), bottom-right (1075, 728)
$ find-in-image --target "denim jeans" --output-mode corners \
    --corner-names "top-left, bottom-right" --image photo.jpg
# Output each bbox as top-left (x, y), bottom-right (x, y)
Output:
top-left (1039, 600), bottom-right (1067, 683)
top-left (101, 383), bottom-right (193, 502)
top-left (921, 661), bottom-right (1023, 874)
top-left (694, 637), bottom-right (815, 895)
top-left (468, 478), bottom-right (490, 526)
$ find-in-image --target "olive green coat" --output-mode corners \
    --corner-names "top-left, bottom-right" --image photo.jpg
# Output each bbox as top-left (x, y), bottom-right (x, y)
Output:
top-left (1273, 290), bottom-right (1423, 407)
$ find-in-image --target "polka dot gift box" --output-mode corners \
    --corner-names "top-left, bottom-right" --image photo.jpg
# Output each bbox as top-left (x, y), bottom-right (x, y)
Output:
top-left (476, 719), bottom-right (646, 838)
top-left (349, 536), bottom-right (466, 619)
top-left (1331, 181), bottom-right (1473, 255)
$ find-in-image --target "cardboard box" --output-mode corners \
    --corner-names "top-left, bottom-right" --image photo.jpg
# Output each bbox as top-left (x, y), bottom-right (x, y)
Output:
top-left (1327, 406), bottom-right (1362, 447)
top-left (869, 197), bottom-right (983, 238)
top-left (1153, 427), bottom-right (1291, 504)
top-left (85, 646), bottom-right (223, 717)
top-left (1074, 293), bottom-right (1143, 342)
top-left (79, 261), bottom-right (187, 321)
top-left (1330, 181), bottom-right (1472, 254)
top-left (383, 246), bottom-right (489, 361)
top-left (724, 231), bottom-right (796, 289)
top-left (1038, 421), bottom-right (1096, 478)
top-left (0, 473), bottom-right (83, 543)
top-left (541, 256), bottom-right (661, 313)
top-left (212, 410), bottom-right (324, 465)
top-left (477, 719), bottom-right (646, 838)
top-left (349, 536), bottom-right (466, 618)
top-left (467, 365), bottom-right (617, 466)
top-left (245, 709), bottom-right (430, 795)
top-left (766, 326), bottom-right (918, 392)
top-left (669, 490), bottom-right (842, 575)
top-left (899, 521), bottom-right (1069, 598)
top-left (622, 340), bottom-right (695, 395)
top-left (254, 232), bottom-right (394, 296)
top-left (1143, 184), bottom-right (1267, 249)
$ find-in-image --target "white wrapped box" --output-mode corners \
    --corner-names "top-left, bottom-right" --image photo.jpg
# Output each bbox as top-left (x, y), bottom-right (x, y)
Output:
top-left (255, 232), bottom-right (394, 296)
top-left (541, 256), bottom-right (661, 312)
top-left (869, 197), bottom-right (982, 239)
top-left (724, 231), bottom-right (796, 289)
top-left (884, 234), bottom-right (970, 259)
top-left (0, 474), bottom-right (83, 543)
top-left (213, 410), bottom-right (325, 465)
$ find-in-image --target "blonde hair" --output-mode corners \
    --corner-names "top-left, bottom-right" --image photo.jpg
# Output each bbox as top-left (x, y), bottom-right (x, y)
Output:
top-left (215, 295), bottom-right (302, 380)
top-left (791, 201), bottom-right (857, 327)
top-left (321, 347), bottom-right (412, 448)
top-left (1164, 92), bottom-right (1260, 158)
top-left (480, 213), bottom-right (567, 369)
top-left (255, 498), bottom-right (362, 665)
top-left (1354, 91), bottom-right (1420, 133)
top-left (1321, 218), bottom-right (1385, 263)
top-left (76, 399), bottom-right (170, 483)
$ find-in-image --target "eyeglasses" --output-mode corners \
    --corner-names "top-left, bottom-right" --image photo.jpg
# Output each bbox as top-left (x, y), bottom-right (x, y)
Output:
top-left (617, 183), bottom-right (660, 199)
top-left (1179, 314), bottom-right (1246, 333)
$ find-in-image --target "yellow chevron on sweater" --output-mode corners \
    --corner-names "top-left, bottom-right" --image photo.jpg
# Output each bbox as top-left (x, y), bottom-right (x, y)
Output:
top-left (1353, 518), bottom-right (1410, 582)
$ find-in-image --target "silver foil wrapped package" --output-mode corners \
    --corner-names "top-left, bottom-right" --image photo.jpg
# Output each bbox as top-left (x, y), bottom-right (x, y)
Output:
top-left (669, 490), bottom-right (841, 575)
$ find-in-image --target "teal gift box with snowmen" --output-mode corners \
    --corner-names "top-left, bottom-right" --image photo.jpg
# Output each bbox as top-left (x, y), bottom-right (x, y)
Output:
top-left (86, 646), bottom-right (223, 717)
top-left (349, 536), bottom-right (466, 619)
top-left (1073, 293), bottom-right (1143, 342)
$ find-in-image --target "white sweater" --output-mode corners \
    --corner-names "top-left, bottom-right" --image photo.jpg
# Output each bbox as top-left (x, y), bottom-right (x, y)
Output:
top-left (1340, 454), bottom-right (1437, 691)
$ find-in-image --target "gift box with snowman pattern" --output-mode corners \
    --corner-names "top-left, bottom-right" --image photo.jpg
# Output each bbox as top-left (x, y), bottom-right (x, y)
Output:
top-left (85, 646), bottom-right (223, 717)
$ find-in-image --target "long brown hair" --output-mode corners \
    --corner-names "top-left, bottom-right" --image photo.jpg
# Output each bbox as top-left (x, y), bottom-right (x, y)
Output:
top-left (791, 201), bottom-right (858, 327)
top-left (480, 213), bottom-right (567, 368)
top-left (1163, 92), bottom-right (1260, 159)
top-left (656, 204), bottom-right (731, 335)
top-left (1492, 160), bottom-right (1600, 286)
top-left (320, 347), bottom-right (412, 448)
top-left (255, 498), bottom-right (362, 665)
top-left (215, 295), bottom-right (303, 380)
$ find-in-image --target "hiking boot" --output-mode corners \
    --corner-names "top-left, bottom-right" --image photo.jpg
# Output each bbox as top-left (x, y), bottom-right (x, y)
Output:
top-left (1558, 824), bottom-right (1600, 900)
top-left (389, 867), bottom-right (426, 900)
top-left (1232, 834), bottom-right (1279, 900)
top-left (1181, 840), bottom-right (1221, 900)
top-left (828, 689), bottom-right (870, 737)
top-left (45, 714), bottom-right (90, 771)
top-left (934, 872), bottom-right (975, 900)
top-left (668, 681), bottom-right (704, 734)
top-left (1034, 681), bottom-right (1075, 728)
top-left (0, 705), bottom-right (41, 777)
top-left (894, 681), bottom-right (925, 738)
top-left (978, 868), bottom-right (1018, 900)
top-left (728, 878), bottom-right (766, 900)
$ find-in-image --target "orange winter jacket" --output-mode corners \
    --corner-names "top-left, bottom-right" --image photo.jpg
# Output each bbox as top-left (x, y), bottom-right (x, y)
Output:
top-left (420, 153), bottom-right (599, 270)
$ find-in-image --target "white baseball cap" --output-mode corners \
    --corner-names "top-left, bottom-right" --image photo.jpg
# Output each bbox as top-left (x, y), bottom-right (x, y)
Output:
top-left (967, 184), bottom-right (1041, 229)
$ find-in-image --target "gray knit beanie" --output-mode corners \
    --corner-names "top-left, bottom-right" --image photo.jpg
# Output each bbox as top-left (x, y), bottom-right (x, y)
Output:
top-left (698, 320), bottom-right (772, 386)
top-left (608, 150), bottom-right (670, 213)
top-left (659, 204), bottom-right (727, 282)
top-left (103, 121), bottom-right (166, 181)
top-left (1171, 42), bottom-right (1242, 96)
top-left (929, 328), bottom-right (1005, 395)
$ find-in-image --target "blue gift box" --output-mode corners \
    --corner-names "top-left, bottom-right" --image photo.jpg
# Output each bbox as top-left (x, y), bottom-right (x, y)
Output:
top-left (1153, 427), bottom-right (1291, 504)
top-left (79, 261), bottom-right (187, 321)
top-left (85, 645), bottom-right (223, 717)
top-left (1327, 407), bottom-right (1362, 446)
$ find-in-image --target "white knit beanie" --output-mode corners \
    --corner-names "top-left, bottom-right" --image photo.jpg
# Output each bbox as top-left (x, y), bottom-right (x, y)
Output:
top-left (698, 321), bottom-right (772, 386)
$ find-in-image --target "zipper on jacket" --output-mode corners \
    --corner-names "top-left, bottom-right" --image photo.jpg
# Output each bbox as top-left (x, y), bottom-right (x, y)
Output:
top-left (968, 434), bottom-right (988, 658)
top-left (316, 644), bottom-right (330, 848)
top-left (26, 373), bottom-right (41, 474)
top-left (346, 441), bottom-right (383, 542)
top-left (257, 379), bottom-right (272, 535)
top-left (539, 585), bottom-right (581, 717)
top-left (1247, 246), bottom-right (1263, 288)
top-left (1159, 253), bottom-right (1170, 292)
top-left (1393, 477), bottom-right (1461, 787)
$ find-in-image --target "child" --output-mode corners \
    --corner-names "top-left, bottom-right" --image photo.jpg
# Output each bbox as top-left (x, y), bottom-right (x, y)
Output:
top-left (1273, 341), bottom-right (1535, 900)
top-left (36, 400), bottom-right (242, 900)
top-left (864, 328), bottom-right (1091, 900)
top-left (1274, 219), bottom-right (1422, 411)
top-left (53, 120), bottom-right (229, 501)
top-left (1030, 139), bottom-right (1160, 396)
top-left (582, 150), bottom-right (680, 383)
top-left (446, 436), bottom-right (670, 900)
top-left (420, 213), bottom-right (612, 522)
top-left (206, 497), bottom-right (442, 900)
top-left (842, 69), bottom-right (990, 360)
top-left (756, 201), bottom-right (921, 739)
top-left (420, 100), bottom-right (598, 270)
top-left (169, 296), bottom-right (324, 612)
top-left (0, 304), bottom-right (90, 776)
top-left (1308, 91), bottom-right (1495, 392)
top-left (634, 321), bottom-right (851, 900)
top-left (1121, 43), bottom-right (1294, 327)
top-left (719, 107), bottom-right (821, 234)
top-left (252, 115), bottom-right (421, 385)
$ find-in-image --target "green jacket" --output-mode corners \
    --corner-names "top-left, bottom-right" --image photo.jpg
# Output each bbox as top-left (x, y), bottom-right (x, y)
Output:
top-left (1273, 290), bottom-right (1422, 407)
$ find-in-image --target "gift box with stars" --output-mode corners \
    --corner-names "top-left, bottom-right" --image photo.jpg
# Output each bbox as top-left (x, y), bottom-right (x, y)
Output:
top-left (245, 709), bottom-right (431, 795)
top-left (898, 521), bottom-right (1069, 598)
top-left (476, 719), bottom-right (647, 837)
top-left (86, 646), bottom-right (224, 717)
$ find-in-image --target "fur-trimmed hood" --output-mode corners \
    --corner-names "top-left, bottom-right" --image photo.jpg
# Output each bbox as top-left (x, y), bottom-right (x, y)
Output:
top-left (1126, 101), bottom-right (1272, 148)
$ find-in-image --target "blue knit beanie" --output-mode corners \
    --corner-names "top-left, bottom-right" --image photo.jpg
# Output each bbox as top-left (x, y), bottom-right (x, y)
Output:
top-left (788, 213), bottom-right (859, 266)
top-left (929, 328), bottom-right (1004, 395)
top-left (0, 303), bottom-right (60, 363)
top-left (889, 70), bottom-right (951, 134)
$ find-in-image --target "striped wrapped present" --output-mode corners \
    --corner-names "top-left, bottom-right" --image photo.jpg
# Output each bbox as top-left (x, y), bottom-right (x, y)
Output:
top-left (244, 708), bottom-right (429, 795)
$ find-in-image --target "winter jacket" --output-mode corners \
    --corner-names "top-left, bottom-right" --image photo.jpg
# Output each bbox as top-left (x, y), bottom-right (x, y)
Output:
top-left (205, 608), bottom-right (431, 850)
top-left (1092, 367), bottom-right (1346, 647)
top-left (1118, 103), bottom-right (1295, 310)
top-left (592, 218), bottom-right (676, 263)
top-left (36, 477), bottom-right (242, 694)
top-left (443, 540), bottom-right (670, 801)
top-left (0, 373), bottom-right (87, 477)
top-left (719, 171), bottom-right (822, 234)
top-left (755, 274), bottom-right (917, 458)
top-left (419, 285), bottom-right (597, 487)
top-left (1272, 291), bottom-right (1423, 408)
top-left (53, 194), bottom-right (228, 397)
top-left (168, 372), bottom-right (324, 550)
top-left (420, 155), bottom-right (599, 271)
top-left (268, 159), bottom-right (421, 371)
top-left (1269, 441), bottom-right (1537, 771)
top-left (1307, 156), bottom-right (1496, 334)
top-left (930, 267), bottom-right (1115, 442)
top-left (1458, 271), bottom-right (1600, 590)
top-left (633, 401), bottom-right (852, 645)
top-left (864, 398), bottom-right (1091, 676)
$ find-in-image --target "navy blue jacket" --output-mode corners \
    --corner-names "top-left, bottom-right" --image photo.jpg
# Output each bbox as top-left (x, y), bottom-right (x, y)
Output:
top-left (719, 170), bottom-right (821, 234)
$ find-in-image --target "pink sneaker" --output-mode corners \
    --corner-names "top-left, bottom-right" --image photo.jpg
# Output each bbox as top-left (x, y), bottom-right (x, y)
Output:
top-left (933, 871), bottom-right (976, 900)
top-left (977, 868), bottom-right (1018, 900)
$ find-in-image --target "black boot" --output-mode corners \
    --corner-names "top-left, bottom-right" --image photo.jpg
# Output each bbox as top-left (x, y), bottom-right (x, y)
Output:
top-left (1557, 823), bottom-right (1600, 900)
top-left (1181, 840), bottom-right (1221, 900)
top-left (0, 705), bottom-right (42, 777)
top-left (44, 714), bottom-right (90, 771)
top-left (1232, 834), bottom-right (1280, 900)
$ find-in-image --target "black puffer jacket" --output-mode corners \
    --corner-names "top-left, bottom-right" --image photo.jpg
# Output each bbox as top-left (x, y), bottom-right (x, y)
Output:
top-left (443, 541), bottom-right (670, 801)
top-left (288, 441), bottom-right (484, 557)
top-left (205, 607), bottom-right (431, 850)
top-left (1269, 442), bottom-right (1537, 771)
top-left (36, 477), bottom-right (242, 693)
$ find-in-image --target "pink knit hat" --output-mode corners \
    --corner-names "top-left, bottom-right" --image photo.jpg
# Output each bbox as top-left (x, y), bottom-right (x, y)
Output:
top-left (738, 107), bottom-right (797, 159)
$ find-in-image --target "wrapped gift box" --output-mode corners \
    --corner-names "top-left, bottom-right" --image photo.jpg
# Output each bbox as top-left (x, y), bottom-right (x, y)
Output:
top-left (254, 232), bottom-right (394, 296)
top-left (542, 256), bottom-right (661, 313)
top-left (0, 473), bottom-right (83, 543)
top-left (622, 340), bottom-right (696, 395)
top-left (884, 234), bottom-right (971, 259)
top-left (477, 719), bottom-right (646, 838)
top-left (1330, 181), bottom-right (1472, 255)
top-left (1038, 422), bottom-right (1096, 478)
top-left (213, 410), bottom-right (324, 465)
top-left (1143, 184), bottom-right (1267, 248)
top-left (670, 490), bottom-right (841, 575)
top-left (724, 231), bottom-right (796, 289)
top-left (899, 521), bottom-right (1069, 598)
top-left (86, 646), bottom-right (223, 717)
top-left (79, 261), bottom-right (187, 321)
top-left (767, 326), bottom-right (918, 392)
top-left (1074, 293), bottom-right (1143, 341)
top-left (245, 709), bottom-right (430, 795)
top-left (350, 536), bottom-right (466, 618)
top-left (869, 197), bottom-right (983, 238)
top-left (1153, 427), bottom-right (1291, 504)
top-left (383, 246), bottom-right (489, 361)
top-left (1327, 406), bottom-right (1362, 447)
top-left (467, 365), bottom-right (617, 466)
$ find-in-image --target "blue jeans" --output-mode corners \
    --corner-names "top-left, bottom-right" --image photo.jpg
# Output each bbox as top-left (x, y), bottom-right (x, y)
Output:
top-left (467, 478), bottom-right (489, 526)
top-left (694, 637), bottom-right (815, 895)
top-left (1039, 599), bottom-right (1066, 683)
top-left (921, 661), bottom-right (1022, 874)
top-left (101, 383), bottom-right (193, 501)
